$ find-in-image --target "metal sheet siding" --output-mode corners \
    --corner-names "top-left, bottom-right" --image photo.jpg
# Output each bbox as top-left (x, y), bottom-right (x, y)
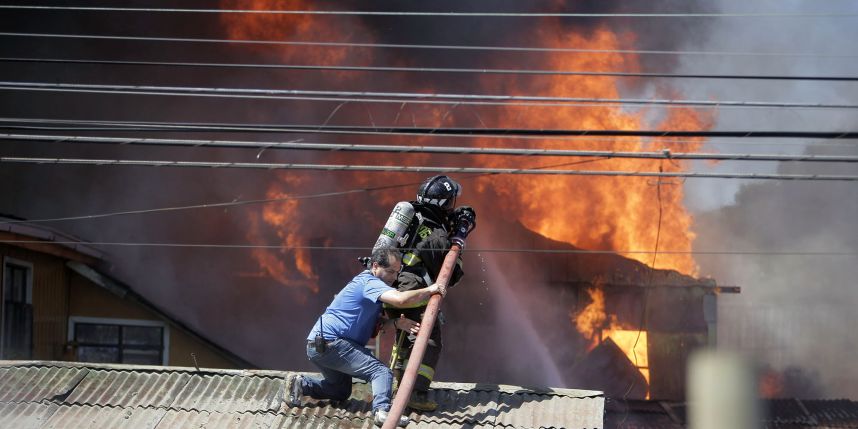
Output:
top-left (31, 256), bottom-right (69, 361)
top-left (0, 245), bottom-right (70, 361)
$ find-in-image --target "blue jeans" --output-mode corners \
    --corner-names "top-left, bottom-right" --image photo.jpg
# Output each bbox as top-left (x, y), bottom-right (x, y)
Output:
top-left (302, 337), bottom-right (394, 412)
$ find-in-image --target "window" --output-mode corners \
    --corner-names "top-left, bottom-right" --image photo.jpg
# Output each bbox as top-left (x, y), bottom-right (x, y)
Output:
top-left (2, 259), bottom-right (33, 359)
top-left (69, 317), bottom-right (168, 365)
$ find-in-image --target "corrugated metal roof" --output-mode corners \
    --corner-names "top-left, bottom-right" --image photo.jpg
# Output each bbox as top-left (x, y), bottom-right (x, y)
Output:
top-left (0, 361), bottom-right (605, 429)
top-left (0, 365), bottom-right (87, 402)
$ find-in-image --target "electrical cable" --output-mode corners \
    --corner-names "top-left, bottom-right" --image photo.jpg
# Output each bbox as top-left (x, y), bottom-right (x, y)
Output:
top-left (2, 118), bottom-right (857, 140)
top-left (2, 118), bottom-right (857, 145)
top-left (0, 181), bottom-right (422, 226)
top-left (0, 157), bottom-right (605, 227)
top-left (621, 165), bottom-right (664, 421)
top-left (1, 6), bottom-right (854, 18)
top-left (0, 117), bottom-right (858, 147)
top-left (2, 32), bottom-right (852, 59)
top-left (0, 240), bottom-right (853, 255)
top-left (5, 133), bottom-right (858, 163)
top-left (2, 156), bottom-right (857, 181)
top-left (3, 81), bottom-right (856, 110)
top-left (3, 57), bottom-right (856, 82)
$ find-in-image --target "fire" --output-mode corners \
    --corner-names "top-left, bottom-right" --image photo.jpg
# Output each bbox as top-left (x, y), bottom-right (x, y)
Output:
top-left (574, 285), bottom-right (610, 349)
top-left (477, 24), bottom-right (713, 275)
top-left (219, 3), bottom-right (714, 293)
top-left (245, 183), bottom-right (320, 295)
top-left (574, 287), bottom-right (650, 390)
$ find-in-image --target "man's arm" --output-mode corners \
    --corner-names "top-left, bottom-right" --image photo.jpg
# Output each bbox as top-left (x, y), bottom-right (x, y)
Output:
top-left (379, 283), bottom-right (446, 307)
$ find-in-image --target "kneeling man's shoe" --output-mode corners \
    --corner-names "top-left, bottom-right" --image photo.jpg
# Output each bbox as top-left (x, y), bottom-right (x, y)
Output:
top-left (288, 375), bottom-right (303, 407)
top-left (373, 409), bottom-right (410, 427)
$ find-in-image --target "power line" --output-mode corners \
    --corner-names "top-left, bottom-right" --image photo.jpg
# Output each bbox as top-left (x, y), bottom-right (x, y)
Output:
top-left (1, 240), bottom-right (854, 256)
top-left (1, 6), bottom-right (854, 18)
top-left (2, 32), bottom-right (851, 59)
top-left (2, 118), bottom-right (857, 140)
top-left (2, 81), bottom-right (856, 110)
top-left (4, 57), bottom-right (856, 82)
top-left (5, 133), bottom-right (858, 163)
top-left (3, 156), bottom-right (857, 181)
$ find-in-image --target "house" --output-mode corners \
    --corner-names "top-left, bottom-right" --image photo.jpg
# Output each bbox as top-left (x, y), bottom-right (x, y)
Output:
top-left (0, 216), bottom-right (253, 369)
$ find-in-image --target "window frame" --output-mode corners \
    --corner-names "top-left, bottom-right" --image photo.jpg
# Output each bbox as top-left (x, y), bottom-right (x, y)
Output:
top-left (67, 316), bottom-right (170, 365)
top-left (1, 257), bottom-right (34, 359)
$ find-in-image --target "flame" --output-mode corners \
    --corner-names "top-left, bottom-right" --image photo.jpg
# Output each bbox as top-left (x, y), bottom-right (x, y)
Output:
top-left (574, 287), bottom-right (650, 392)
top-left (479, 25), bottom-right (713, 275)
top-left (220, 3), bottom-right (714, 294)
top-left (245, 179), bottom-right (320, 295)
top-left (574, 286), bottom-right (611, 349)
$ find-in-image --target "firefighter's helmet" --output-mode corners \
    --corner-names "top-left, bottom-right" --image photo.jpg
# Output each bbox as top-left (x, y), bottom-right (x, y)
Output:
top-left (416, 175), bottom-right (461, 212)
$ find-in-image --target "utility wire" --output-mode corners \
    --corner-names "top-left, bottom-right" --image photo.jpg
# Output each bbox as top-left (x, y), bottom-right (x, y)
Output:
top-left (3, 156), bottom-right (857, 181)
top-left (3, 57), bottom-right (856, 82)
top-left (0, 240), bottom-right (854, 256)
top-left (3, 81), bottom-right (856, 110)
top-left (2, 118), bottom-right (857, 140)
top-left (5, 133), bottom-right (858, 163)
top-left (0, 32), bottom-right (858, 58)
top-left (2, 32), bottom-right (852, 59)
top-left (0, 160), bottom-right (607, 226)
top-left (1, 6), bottom-right (854, 17)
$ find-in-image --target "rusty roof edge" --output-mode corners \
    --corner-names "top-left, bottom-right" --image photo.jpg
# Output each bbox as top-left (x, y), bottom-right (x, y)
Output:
top-left (429, 381), bottom-right (604, 398)
top-left (0, 216), bottom-right (105, 260)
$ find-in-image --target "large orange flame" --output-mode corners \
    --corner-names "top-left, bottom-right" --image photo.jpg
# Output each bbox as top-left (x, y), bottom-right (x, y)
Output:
top-left (477, 25), bottom-right (713, 275)
top-left (220, 3), bottom-right (714, 295)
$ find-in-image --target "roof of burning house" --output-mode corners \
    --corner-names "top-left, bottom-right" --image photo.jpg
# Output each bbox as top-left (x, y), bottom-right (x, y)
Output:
top-left (0, 360), bottom-right (606, 429)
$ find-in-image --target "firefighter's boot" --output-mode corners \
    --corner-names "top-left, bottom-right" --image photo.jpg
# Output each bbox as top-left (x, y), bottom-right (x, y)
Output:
top-left (407, 390), bottom-right (438, 412)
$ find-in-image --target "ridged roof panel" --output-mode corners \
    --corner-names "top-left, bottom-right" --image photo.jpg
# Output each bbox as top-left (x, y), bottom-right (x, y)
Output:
top-left (0, 402), bottom-right (59, 429)
top-left (40, 405), bottom-right (166, 429)
top-left (0, 361), bottom-right (605, 428)
top-left (154, 409), bottom-right (280, 429)
top-left (64, 369), bottom-right (191, 408)
top-left (170, 373), bottom-right (287, 413)
top-left (0, 365), bottom-right (87, 402)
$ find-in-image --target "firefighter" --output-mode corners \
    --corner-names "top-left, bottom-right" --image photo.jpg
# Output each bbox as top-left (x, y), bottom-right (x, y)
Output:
top-left (381, 175), bottom-right (476, 411)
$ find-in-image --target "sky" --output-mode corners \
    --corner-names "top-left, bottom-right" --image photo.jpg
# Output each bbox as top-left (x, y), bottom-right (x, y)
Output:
top-left (1, 0), bottom-right (857, 398)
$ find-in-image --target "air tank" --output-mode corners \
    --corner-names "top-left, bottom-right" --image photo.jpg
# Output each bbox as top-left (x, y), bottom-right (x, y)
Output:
top-left (373, 201), bottom-right (415, 252)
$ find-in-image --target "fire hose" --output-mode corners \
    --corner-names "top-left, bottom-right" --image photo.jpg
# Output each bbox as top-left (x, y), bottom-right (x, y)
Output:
top-left (381, 242), bottom-right (463, 429)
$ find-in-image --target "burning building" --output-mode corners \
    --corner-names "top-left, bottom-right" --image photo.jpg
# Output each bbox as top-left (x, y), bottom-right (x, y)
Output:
top-left (0, 0), bottom-right (759, 404)
top-left (214, 0), bottom-right (727, 400)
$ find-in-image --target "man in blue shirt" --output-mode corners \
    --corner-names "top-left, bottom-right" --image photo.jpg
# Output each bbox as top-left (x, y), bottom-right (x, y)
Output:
top-left (289, 246), bottom-right (446, 427)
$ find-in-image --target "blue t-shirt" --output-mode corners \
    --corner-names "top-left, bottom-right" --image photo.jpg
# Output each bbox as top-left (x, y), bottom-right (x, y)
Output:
top-left (307, 270), bottom-right (395, 345)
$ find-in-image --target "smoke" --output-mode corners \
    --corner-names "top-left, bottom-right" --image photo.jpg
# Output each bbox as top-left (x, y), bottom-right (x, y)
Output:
top-left (676, 0), bottom-right (858, 399)
top-left (694, 145), bottom-right (858, 398)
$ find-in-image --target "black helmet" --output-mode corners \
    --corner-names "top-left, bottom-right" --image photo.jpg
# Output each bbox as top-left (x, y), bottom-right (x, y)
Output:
top-left (416, 175), bottom-right (461, 212)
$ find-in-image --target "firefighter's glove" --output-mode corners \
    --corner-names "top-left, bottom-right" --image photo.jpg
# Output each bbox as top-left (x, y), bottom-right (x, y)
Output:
top-left (450, 206), bottom-right (476, 246)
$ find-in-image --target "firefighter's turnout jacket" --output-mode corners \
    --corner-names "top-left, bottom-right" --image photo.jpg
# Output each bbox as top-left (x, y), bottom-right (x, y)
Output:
top-left (384, 201), bottom-right (463, 392)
